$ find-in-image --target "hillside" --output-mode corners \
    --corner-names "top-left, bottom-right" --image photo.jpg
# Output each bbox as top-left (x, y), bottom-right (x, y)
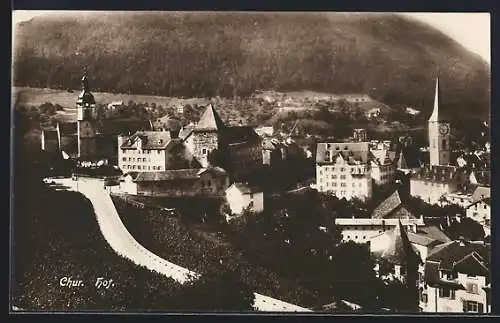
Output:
top-left (13, 12), bottom-right (490, 121)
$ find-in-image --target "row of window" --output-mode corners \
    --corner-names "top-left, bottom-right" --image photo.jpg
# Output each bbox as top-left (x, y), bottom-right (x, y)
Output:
top-left (123, 157), bottom-right (153, 162)
top-left (321, 181), bottom-right (362, 188)
top-left (121, 149), bottom-right (162, 155)
top-left (123, 165), bottom-right (163, 171)
top-left (344, 235), bottom-right (367, 240)
top-left (320, 166), bottom-right (367, 173)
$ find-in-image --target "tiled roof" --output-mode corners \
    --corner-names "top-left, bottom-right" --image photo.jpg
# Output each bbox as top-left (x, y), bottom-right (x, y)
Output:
top-left (120, 131), bottom-right (171, 150)
top-left (412, 165), bottom-right (465, 184)
top-left (316, 142), bottom-right (369, 165)
top-left (426, 241), bottom-right (490, 272)
top-left (408, 226), bottom-right (450, 247)
top-left (230, 182), bottom-right (263, 194)
top-left (59, 122), bottom-right (78, 135)
top-left (380, 221), bottom-right (421, 266)
top-left (134, 167), bottom-right (227, 182)
top-left (371, 190), bottom-right (416, 219)
top-left (195, 104), bottom-right (225, 131)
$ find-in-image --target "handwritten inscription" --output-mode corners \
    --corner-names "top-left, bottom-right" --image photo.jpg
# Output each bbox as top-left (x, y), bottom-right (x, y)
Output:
top-left (59, 277), bottom-right (84, 288)
top-left (95, 277), bottom-right (115, 289)
top-left (58, 277), bottom-right (116, 289)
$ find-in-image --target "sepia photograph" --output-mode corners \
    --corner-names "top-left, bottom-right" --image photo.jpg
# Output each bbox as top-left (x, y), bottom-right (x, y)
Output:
top-left (10, 10), bottom-right (491, 314)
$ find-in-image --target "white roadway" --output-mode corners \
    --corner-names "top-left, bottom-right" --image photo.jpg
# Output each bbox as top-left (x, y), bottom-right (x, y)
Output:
top-left (47, 177), bottom-right (312, 312)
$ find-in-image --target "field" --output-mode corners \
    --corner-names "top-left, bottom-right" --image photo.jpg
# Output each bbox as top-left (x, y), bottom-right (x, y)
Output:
top-left (13, 86), bottom-right (210, 111)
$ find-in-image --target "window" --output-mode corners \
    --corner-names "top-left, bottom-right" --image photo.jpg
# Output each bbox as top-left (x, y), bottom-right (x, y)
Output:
top-left (137, 166), bottom-right (141, 170)
top-left (340, 175), bottom-right (346, 180)
top-left (332, 183), bottom-right (337, 187)
top-left (463, 301), bottom-right (483, 313)
top-left (341, 183), bottom-right (346, 187)
top-left (466, 283), bottom-right (479, 294)
top-left (143, 158), bottom-right (146, 162)
top-left (484, 204), bottom-right (487, 209)
top-left (157, 150), bottom-right (161, 154)
top-left (439, 288), bottom-right (454, 299)
top-left (122, 157), bottom-right (127, 161)
top-left (132, 165), bottom-right (136, 170)
top-left (340, 167), bottom-right (345, 172)
top-left (202, 148), bottom-right (207, 155)
top-left (128, 157), bottom-right (132, 162)
top-left (158, 166), bottom-right (162, 170)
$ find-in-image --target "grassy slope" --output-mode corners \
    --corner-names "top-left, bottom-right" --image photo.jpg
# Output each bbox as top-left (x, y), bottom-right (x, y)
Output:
top-left (13, 12), bottom-right (490, 121)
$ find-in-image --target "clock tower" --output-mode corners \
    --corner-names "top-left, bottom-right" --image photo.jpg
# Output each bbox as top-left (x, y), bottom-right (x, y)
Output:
top-left (77, 71), bottom-right (97, 158)
top-left (428, 76), bottom-right (450, 166)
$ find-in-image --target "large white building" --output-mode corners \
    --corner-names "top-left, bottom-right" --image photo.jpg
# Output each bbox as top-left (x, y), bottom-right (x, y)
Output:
top-left (118, 132), bottom-right (200, 172)
top-left (225, 182), bottom-right (264, 216)
top-left (465, 198), bottom-right (491, 237)
top-left (315, 142), bottom-right (372, 201)
top-left (420, 240), bottom-right (490, 313)
top-left (369, 148), bottom-right (397, 186)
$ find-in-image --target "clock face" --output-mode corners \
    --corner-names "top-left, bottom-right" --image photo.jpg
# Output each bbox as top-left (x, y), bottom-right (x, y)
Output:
top-left (439, 124), bottom-right (450, 135)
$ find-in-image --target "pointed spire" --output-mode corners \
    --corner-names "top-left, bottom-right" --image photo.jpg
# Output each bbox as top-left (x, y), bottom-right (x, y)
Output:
top-left (195, 104), bottom-right (225, 131)
top-left (81, 67), bottom-right (90, 92)
top-left (428, 74), bottom-right (443, 122)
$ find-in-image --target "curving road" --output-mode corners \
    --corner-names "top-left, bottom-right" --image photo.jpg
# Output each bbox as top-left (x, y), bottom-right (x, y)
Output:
top-left (47, 177), bottom-right (312, 312)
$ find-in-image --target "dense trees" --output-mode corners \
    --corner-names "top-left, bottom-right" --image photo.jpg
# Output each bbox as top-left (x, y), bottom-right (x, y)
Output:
top-left (13, 12), bottom-right (490, 122)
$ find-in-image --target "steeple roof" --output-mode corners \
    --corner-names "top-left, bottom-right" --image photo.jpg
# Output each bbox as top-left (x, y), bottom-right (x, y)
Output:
top-left (381, 220), bottom-right (421, 266)
top-left (77, 72), bottom-right (95, 106)
top-left (428, 76), bottom-right (443, 122)
top-left (195, 104), bottom-right (225, 131)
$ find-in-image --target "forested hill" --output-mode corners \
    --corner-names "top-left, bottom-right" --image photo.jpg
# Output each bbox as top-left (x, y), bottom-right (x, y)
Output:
top-left (13, 12), bottom-right (490, 120)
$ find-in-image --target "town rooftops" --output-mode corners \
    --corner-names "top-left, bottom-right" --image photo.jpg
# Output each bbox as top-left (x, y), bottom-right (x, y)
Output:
top-left (228, 182), bottom-right (263, 194)
top-left (411, 165), bottom-right (466, 184)
top-left (407, 225), bottom-right (451, 247)
top-left (316, 142), bottom-right (370, 165)
top-left (134, 167), bottom-right (227, 182)
top-left (426, 240), bottom-right (490, 274)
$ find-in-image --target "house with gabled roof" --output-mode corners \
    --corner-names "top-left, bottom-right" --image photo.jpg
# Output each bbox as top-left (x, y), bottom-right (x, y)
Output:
top-left (465, 198), bottom-right (490, 238)
top-left (369, 148), bottom-right (398, 186)
top-left (420, 240), bottom-right (490, 313)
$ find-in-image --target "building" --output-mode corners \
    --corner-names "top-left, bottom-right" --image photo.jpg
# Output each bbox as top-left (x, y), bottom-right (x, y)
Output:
top-left (118, 132), bottom-right (201, 172)
top-left (410, 165), bottom-right (469, 205)
top-left (120, 167), bottom-right (229, 197)
top-left (315, 142), bottom-right (372, 201)
top-left (183, 104), bottom-right (262, 179)
top-left (465, 198), bottom-right (490, 237)
top-left (369, 148), bottom-right (397, 186)
top-left (336, 190), bottom-right (425, 244)
top-left (225, 182), bottom-right (264, 215)
top-left (428, 77), bottom-right (451, 166)
top-left (420, 240), bottom-right (490, 313)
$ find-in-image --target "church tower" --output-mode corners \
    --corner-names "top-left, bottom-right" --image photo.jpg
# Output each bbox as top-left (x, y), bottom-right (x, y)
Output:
top-left (77, 71), bottom-right (97, 158)
top-left (428, 76), bottom-right (451, 166)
